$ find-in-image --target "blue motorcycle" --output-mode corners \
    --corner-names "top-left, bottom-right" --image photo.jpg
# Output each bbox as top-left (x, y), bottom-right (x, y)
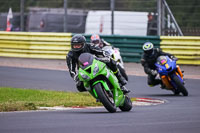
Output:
top-left (155, 56), bottom-right (188, 96)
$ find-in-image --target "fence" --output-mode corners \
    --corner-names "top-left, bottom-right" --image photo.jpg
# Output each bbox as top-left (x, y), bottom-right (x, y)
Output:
top-left (1, 0), bottom-right (200, 36)
top-left (85, 35), bottom-right (160, 62)
top-left (0, 31), bottom-right (71, 59)
top-left (0, 31), bottom-right (199, 65)
top-left (160, 36), bottom-right (200, 65)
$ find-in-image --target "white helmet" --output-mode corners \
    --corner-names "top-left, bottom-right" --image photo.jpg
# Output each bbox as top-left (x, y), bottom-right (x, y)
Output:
top-left (142, 42), bottom-right (154, 56)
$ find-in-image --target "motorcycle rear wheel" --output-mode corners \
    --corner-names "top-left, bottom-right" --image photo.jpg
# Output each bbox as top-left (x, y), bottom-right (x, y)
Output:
top-left (94, 83), bottom-right (117, 113)
top-left (172, 76), bottom-right (188, 96)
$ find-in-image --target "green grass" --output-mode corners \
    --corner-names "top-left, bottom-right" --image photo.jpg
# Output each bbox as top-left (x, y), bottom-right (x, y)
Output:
top-left (0, 87), bottom-right (135, 112)
top-left (0, 87), bottom-right (103, 112)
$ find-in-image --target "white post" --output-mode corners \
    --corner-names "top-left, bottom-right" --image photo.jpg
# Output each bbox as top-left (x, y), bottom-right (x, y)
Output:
top-left (157, 0), bottom-right (162, 36)
top-left (110, 0), bottom-right (115, 35)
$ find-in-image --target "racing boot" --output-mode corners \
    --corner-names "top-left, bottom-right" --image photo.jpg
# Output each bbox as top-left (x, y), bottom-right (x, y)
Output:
top-left (121, 86), bottom-right (130, 94)
top-left (159, 80), bottom-right (166, 89)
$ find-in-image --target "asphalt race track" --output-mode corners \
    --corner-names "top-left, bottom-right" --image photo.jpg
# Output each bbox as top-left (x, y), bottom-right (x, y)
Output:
top-left (0, 66), bottom-right (200, 133)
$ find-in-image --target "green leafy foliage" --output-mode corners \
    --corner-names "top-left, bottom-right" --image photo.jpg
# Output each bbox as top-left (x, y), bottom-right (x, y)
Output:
top-left (166, 0), bottom-right (200, 27)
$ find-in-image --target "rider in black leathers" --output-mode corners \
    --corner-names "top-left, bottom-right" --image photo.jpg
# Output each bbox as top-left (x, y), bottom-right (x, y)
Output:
top-left (66, 34), bottom-right (129, 93)
top-left (141, 42), bottom-right (176, 88)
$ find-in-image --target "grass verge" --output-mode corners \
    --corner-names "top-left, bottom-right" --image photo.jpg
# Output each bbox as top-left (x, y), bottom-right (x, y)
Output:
top-left (0, 87), bottom-right (135, 112)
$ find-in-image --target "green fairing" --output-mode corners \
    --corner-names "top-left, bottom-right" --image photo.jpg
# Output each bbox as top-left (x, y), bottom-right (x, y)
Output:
top-left (93, 80), bottom-right (125, 107)
top-left (78, 58), bottom-right (125, 107)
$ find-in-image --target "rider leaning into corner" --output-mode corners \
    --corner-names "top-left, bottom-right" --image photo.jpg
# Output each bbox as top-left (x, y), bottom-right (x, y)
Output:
top-left (90, 34), bottom-right (129, 81)
top-left (66, 34), bottom-right (130, 94)
top-left (141, 42), bottom-right (177, 88)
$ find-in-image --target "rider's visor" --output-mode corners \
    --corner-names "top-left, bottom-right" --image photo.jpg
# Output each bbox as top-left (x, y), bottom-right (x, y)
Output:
top-left (144, 49), bottom-right (153, 55)
top-left (72, 43), bottom-right (83, 49)
top-left (92, 40), bottom-right (100, 45)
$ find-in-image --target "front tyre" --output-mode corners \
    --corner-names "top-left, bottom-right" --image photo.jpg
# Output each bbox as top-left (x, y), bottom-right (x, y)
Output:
top-left (119, 95), bottom-right (132, 112)
top-left (172, 76), bottom-right (188, 96)
top-left (94, 83), bottom-right (117, 113)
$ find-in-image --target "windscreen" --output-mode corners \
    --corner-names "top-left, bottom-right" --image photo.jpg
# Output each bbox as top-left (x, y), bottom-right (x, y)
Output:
top-left (157, 56), bottom-right (167, 65)
top-left (78, 53), bottom-right (94, 69)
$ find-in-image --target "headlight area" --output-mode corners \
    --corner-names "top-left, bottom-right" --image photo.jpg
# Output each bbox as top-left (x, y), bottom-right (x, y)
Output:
top-left (80, 72), bottom-right (90, 80)
top-left (93, 63), bottom-right (99, 76)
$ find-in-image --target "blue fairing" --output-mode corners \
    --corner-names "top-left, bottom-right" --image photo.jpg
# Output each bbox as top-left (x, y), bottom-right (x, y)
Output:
top-left (155, 56), bottom-right (176, 76)
top-left (155, 56), bottom-right (184, 88)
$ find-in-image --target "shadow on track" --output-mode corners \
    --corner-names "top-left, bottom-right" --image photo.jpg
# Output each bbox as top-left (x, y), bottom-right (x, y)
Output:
top-left (144, 94), bottom-right (185, 97)
top-left (60, 110), bottom-right (134, 114)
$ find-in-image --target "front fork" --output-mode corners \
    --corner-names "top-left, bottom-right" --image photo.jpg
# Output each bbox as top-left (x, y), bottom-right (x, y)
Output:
top-left (161, 65), bottom-right (184, 89)
top-left (176, 65), bottom-right (183, 79)
top-left (91, 80), bottom-right (125, 107)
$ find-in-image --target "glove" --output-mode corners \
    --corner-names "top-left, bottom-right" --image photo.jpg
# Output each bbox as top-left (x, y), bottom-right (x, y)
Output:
top-left (76, 80), bottom-right (82, 87)
top-left (151, 70), bottom-right (158, 76)
top-left (97, 57), bottom-right (110, 63)
top-left (173, 57), bottom-right (178, 61)
top-left (103, 50), bottom-right (110, 57)
top-left (170, 56), bottom-right (178, 61)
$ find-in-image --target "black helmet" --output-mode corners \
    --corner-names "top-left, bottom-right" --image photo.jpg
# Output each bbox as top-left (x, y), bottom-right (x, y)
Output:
top-left (71, 34), bottom-right (86, 52)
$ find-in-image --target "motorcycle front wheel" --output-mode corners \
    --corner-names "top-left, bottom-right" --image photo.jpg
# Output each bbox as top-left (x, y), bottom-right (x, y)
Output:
top-left (94, 83), bottom-right (117, 113)
top-left (172, 76), bottom-right (188, 96)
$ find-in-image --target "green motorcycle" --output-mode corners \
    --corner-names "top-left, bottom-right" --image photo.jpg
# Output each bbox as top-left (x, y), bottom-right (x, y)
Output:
top-left (78, 53), bottom-right (132, 113)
